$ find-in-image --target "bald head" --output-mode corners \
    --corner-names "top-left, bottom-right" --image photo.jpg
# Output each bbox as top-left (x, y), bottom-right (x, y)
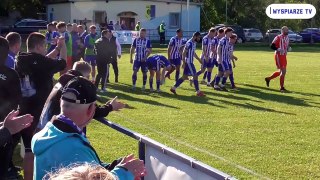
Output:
top-left (281, 26), bottom-right (289, 36)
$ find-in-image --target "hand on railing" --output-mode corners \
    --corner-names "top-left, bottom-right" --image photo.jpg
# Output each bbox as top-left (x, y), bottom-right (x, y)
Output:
top-left (118, 154), bottom-right (147, 179)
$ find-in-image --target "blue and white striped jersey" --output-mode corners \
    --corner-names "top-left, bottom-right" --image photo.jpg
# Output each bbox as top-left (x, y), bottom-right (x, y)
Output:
top-left (132, 38), bottom-right (152, 61)
top-left (211, 36), bottom-right (220, 59)
top-left (201, 35), bottom-right (213, 59)
top-left (169, 36), bottom-right (186, 60)
top-left (185, 39), bottom-right (196, 64)
top-left (217, 37), bottom-right (231, 63)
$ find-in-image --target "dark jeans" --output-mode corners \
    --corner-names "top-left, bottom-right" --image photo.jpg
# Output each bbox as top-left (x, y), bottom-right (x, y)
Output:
top-left (95, 59), bottom-right (109, 90)
top-left (0, 133), bottom-right (20, 179)
top-left (160, 32), bottom-right (165, 44)
top-left (107, 60), bottom-right (119, 81)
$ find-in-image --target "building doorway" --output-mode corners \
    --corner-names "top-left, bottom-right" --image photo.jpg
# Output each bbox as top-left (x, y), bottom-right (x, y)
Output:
top-left (118, 11), bottom-right (137, 30)
top-left (120, 17), bottom-right (135, 30)
top-left (93, 11), bottom-right (106, 24)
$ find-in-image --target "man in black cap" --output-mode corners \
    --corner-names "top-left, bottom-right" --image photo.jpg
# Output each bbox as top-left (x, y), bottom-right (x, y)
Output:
top-left (32, 77), bottom-right (146, 180)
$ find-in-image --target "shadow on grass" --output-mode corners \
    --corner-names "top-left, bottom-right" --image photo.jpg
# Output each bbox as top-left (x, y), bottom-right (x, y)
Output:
top-left (104, 82), bottom-right (226, 108)
top-left (98, 83), bottom-right (178, 109)
top-left (229, 84), bottom-right (315, 109)
top-left (202, 90), bottom-right (295, 115)
top-left (242, 83), bottom-right (320, 98)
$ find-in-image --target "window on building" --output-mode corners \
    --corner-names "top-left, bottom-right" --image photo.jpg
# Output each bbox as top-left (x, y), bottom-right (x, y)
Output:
top-left (169, 13), bottom-right (180, 28)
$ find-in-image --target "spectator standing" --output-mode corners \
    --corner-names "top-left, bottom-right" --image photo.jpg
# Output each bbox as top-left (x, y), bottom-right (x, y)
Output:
top-left (84, 25), bottom-right (98, 82)
top-left (32, 77), bottom-right (146, 180)
top-left (114, 21), bottom-right (121, 31)
top-left (45, 23), bottom-right (55, 54)
top-left (65, 23), bottom-right (73, 72)
top-left (3, 32), bottom-right (22, 179)
top-left (5, 32), bottom-right (21, 69)
top-left (120, 20), bottom-right (127, 30)
top-left (37, 61), bottom-right (125, 131)
top-left (77, 25), bottom-right (88, 61)
top-left (106, 31), bottom-right (121, 83)
top-left (15, 33), bottom-right (66, 180)
top-left (94, 30), bottom-right (121, 91)
top-left (159, 21), bottom-right (166, 45)
top-left (135, 21), bottom-right (141, 31)
top-left (0, 36), bottom-right (22, 180)
top-left (71, 23), bottom-right (80, 65)
top-left (108, 21), bottom-right (114, 31)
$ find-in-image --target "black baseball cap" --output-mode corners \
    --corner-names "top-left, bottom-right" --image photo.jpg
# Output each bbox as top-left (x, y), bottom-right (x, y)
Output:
top-left (61, 77), bottom-right (97, 104)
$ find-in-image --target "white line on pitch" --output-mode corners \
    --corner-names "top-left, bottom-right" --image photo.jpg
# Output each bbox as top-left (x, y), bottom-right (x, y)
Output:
top-left (114, 113), bottom-right (271, 180)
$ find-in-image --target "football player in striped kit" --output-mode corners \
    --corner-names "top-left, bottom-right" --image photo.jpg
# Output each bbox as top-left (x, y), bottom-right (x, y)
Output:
top-left (130, 28), bottom-right (152, 91)
top-left (170, 32), bottom-right (205, 97)
top-left (265, 26), bottom-right (290, 92)
top-left (146, 54), bottom-right (173, 92)
top-left (166, 29), bottom-right (186, 81)
top-left (191, 28), bottom-right (216, 87)
top-left (211, 27), bottom-right (234, 91)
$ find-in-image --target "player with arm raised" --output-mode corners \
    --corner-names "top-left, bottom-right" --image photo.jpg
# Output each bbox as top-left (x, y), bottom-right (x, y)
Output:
top-left (130, 28), bottom-right (152, 91)
top-left (265, 26), bottom-right (290, 92)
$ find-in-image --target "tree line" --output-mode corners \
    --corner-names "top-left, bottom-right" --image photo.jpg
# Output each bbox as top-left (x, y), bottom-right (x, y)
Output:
top-left (201, 0), bottom-right (320, 33)
top-left (0, 0), bottom-right (319, 33)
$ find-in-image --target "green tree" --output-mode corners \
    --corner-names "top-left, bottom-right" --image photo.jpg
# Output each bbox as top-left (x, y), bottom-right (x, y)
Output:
top-left (0, 0), bottom-right (44, 19)
top-left (201, 0), bottom-right (320, 32)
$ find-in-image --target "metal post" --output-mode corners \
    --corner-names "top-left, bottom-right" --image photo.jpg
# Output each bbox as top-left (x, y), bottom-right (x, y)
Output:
top-left (138, 141), bottom-right (146, 180)
top-left (187, 0), bottom-right (190, 37)
top-left (180, 0), bottom-right (182, 28)
top-left (225, 0), bottom-right (227, 24)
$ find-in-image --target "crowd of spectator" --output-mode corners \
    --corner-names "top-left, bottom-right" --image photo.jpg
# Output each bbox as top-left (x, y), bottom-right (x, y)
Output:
top-left (0, 20), bottom-right (145, 180)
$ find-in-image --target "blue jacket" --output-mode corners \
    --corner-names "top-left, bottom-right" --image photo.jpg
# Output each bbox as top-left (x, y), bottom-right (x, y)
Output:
top-left (31, 120), bottom-right (134, 180)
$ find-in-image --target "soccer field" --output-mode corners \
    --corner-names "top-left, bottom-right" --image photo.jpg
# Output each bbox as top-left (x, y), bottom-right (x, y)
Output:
top-left (85, 44), bottom-right (320, 179)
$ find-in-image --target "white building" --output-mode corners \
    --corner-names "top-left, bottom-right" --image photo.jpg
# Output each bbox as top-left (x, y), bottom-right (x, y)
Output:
top-left (46, 0), bottom-right (202, 38)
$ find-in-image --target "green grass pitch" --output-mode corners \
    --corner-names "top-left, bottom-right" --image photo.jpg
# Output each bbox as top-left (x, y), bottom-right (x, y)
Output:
top-left (14, 44), bottom-right (320, 179)
top-left (87, 44), bottom-right (320, 179)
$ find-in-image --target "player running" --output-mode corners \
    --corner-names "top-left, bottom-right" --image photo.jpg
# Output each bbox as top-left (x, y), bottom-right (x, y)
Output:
top-left (130, 28), bottom-right (152, 91)
top-left (146, 54), bottom-right (173, 92)
top-left (211, 27), bottom-right (234, 91)
top-left (165, 29), bottom-right (186, 81)
top-left (170, 32), bottom-right (205, 97)
top-left (265, 26), bottom-right (290, 92)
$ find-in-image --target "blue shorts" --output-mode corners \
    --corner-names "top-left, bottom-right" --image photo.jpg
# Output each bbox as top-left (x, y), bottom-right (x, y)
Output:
top-left (133, 60), bottom-right (148, 73)
top-left (170, 58), bottom-right (181, 66)
top-left (218, 61), bottom-right (231, 72)
top-left (147, 61), bottom-right (158, 71)
top-left (183, 63), bottom-right (197, 76)
top-left (84, 55), bottom-right (96, 66)
top-left (202, 58), bottom-right (217, 69)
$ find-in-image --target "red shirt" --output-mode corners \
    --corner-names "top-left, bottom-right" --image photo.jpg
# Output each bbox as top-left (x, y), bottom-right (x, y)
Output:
top-left (272, 34), bottom-right (289, 56)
